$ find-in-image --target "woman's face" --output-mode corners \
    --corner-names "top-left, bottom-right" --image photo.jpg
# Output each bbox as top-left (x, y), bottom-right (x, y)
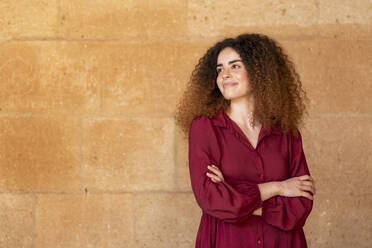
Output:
top-left (216, 47), bottom-right (251, 100)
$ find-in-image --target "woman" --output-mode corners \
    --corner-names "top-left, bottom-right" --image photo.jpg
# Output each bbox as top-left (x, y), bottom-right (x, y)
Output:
top-left (175, 33), bottom-right (316, 248)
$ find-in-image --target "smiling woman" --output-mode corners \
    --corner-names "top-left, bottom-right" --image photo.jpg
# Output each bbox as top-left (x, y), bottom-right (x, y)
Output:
top-left (216, 48), bottom-right (251, 100)
top-left (175, 33), bottom-right (315, 248)
top-left (215, 47), bottom-right (255, 127)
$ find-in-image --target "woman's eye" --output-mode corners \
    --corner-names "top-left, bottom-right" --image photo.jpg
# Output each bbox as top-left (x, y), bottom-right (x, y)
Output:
top-left (216, 68), bottom-right (222, 74)
top-left (232, 64), bottom-right (240, 69)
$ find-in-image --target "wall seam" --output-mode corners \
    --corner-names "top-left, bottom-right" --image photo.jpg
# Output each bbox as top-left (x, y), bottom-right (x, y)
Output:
top-left (79, 116), bottom-right (84, 193)
top-left (1, 113), bottom-right (371, 119)
top-left (56, 0), bottom-right (61, 38)
top-left (1, 33), bottom-right (372, 43)
top-left (133, 193), bottom-right (137, 248)
top-left (31, 194), bottom-right (37, 248)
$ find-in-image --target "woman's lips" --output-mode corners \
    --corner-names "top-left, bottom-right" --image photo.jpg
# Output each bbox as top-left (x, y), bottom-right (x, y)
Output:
top-left (223, 82), bottom-right (238, 88)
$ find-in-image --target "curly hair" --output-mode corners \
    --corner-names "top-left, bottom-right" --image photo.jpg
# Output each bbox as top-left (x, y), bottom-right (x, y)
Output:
top-left (174, 33), bottom-right (309, 139)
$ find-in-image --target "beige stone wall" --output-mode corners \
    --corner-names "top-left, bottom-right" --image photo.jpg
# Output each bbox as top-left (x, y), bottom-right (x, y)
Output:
top-left (0, 0), bottom-right (371, 247)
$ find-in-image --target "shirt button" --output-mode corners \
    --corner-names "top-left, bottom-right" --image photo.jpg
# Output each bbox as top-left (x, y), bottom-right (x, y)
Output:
top-left (257, 239), bottom-right (262, 244)
top-left (260, 174), bottom-right (264, 180)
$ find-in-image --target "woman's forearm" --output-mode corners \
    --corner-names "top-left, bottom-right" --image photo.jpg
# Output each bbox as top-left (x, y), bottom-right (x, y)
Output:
top-left (257, 181), bottom-right (281, 201)
top-left (252, 182), bottom-right (281, 216)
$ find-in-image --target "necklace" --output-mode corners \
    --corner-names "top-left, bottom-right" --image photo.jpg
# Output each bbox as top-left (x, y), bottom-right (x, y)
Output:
top-left (247, 111), bottom-right (254, 128)
top-left (226, 109), bottom-right (255, 128)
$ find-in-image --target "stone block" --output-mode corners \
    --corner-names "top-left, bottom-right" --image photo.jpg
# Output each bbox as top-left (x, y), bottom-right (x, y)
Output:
top-left (295, 40), bottom-right (372, 115)
top-left (304, 194), bottom-right (372, 247)
top-left (100, 41), bottom-right (209, 115)
top-left (319, 0), bottom-right (372, 24)
top-left (0, 117), bottom-right (81, 191)
top-left (34, 194), bottom-right (134, 247)
top-left (187, 0), bottom-right (318, 38)
top-left (296, 40), bottom-right (371, 68)
top-left (301, 116), bottom-right (372, 195)
top-left (134, 193), bottom-right (201, 248)
top-left (0, 41), bottom-right (100, 115)
top-left (0, 194), bottom-right (34, 248)
top-left (317, 24), bottom-right (372, 39)
top-left (0, 40), bottom-right (212, 115)
top-left (59, 0), bottom-right (187, 40)
top-left (82, 117), bottom-right (176, 191)
top-left (0, 0), bottom-right (58, 39)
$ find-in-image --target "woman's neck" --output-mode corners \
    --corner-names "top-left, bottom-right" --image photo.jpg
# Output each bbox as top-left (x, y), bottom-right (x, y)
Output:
top-left (225, 95), bottom-right (261, 129)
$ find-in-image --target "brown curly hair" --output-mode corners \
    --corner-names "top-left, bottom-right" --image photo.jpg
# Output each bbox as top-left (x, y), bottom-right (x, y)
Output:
top-left (174, 33), bottom-right (309, 139)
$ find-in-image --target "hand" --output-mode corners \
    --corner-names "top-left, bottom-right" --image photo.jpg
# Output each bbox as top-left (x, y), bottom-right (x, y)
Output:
top-left (252, 207), bottom-right (262, 216)
top-left (206, 165), bottom-right (224, 183)
top-left (279, 175), bottom-right (316, 200)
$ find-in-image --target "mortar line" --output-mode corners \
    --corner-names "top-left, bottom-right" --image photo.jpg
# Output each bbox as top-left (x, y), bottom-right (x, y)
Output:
top-left (132, 193), bottom-right (137, 248)
top-left (31, 194), bottom-right (37, 248)
top-left (0, 190), bottom-right (85, 195)
top-left (185, 0), bottom-right (191, 41)
top-left (0, 34), bottom-right (371, 43)
top-left (98, 39), bottom-right (104, 116)
top-left (315, 0), bottom-right (320, 26)
top-left (79, 116), bottom-right (84, 193)
top-left (0, 36), bottom-right (190, 42)
top-left (0, 113), bottom-right (371, 119)
top-left (0, 190), bottom-right (193, 194)
top-left (56, 0), bottom-right (61, 38)
top-left (0, 113), bottom-right (177, 119)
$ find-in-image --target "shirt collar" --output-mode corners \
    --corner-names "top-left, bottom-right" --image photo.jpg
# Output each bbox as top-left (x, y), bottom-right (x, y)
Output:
top-left (211, 108), bottom-right (281, 136)
top-left (211, 108), bottom-right (227, 128)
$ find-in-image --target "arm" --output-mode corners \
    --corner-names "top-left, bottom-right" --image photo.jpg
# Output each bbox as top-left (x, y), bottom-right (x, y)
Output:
top-left (206, 165), bottom-right (281, 202)
top-left (188, 116), bottom-right (262, 223)
top-left (252, 182), bottom-right (280, 216)
top-left (206, 165), bottom-right (281, 215)
top-left (261, 130), bottom-right (314, 231)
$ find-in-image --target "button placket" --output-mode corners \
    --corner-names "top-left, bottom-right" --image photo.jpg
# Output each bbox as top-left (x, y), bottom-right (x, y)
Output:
top-left (257, 217), bottom-right (264, 247)
top-left (255, 152), bottom-right (265, 182)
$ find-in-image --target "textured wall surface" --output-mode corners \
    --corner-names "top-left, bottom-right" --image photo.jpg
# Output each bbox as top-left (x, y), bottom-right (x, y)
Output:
top-left (0, 0), bottom-right (371, 247)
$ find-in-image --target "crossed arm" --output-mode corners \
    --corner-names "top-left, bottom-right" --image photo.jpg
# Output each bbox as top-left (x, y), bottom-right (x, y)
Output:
top-left (206, 164), bottom-right (316, 216)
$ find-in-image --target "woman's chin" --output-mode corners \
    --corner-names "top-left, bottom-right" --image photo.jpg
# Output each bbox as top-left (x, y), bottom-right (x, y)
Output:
top-left (221, 91), bottom-right (237, 99)
top-left (222, 94), bottom-right (233, 100)
top-left (223, 93), bottom-right (239, 100)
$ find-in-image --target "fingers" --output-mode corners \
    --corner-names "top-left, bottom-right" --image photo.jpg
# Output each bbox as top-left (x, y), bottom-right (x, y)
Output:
top-left (300, 180), bottom-right (312, 186)
top-left (206, 165), bottom-right (224, 183)
top-left (298, 175), bottom-right (314, 181)
top-left (206, 172), bottom-right (223, 183)
top-left (207, 165), bottom-right (223, 178)
top-left (298, 175), bottom-right (316, 195)
top-left (301, 191), bottom-right (314, 200)
top-left (300, 185), bottom-right (315, 195)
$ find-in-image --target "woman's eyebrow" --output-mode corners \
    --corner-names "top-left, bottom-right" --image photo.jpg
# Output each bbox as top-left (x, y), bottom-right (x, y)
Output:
top-left (216, 59), bottom-right (242, 67)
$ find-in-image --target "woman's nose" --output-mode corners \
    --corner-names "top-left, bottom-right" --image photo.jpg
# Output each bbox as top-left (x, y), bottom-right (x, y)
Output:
top-left (222, 69), bottom-right (231, 79)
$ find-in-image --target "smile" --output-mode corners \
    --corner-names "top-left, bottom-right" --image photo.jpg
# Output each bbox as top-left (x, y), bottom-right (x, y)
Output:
top-left (223, 82), bottom-right (238, 88)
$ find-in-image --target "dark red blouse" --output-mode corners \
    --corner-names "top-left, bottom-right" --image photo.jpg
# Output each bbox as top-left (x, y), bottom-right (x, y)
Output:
top-left (188, 108), bottom-right (313, 248)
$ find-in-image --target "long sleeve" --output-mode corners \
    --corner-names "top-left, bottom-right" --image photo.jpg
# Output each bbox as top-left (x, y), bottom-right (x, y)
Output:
top-left (188, 116), bottom-right (262, 223)
top-left (261, 130), bottom-right (313, 231)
